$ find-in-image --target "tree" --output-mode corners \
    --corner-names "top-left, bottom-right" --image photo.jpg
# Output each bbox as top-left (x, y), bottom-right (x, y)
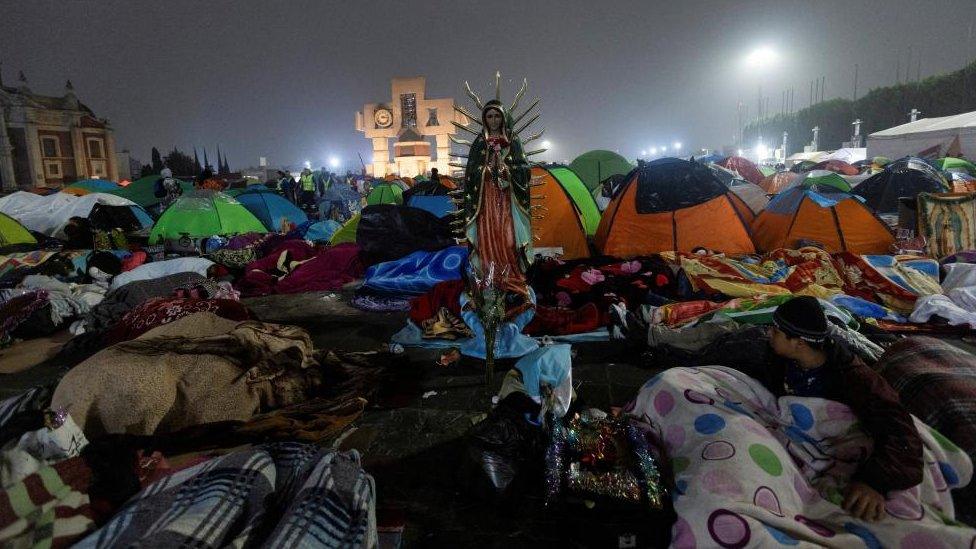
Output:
top-left (193, 148), bottom-right (202, 174)
top-left (221, 152), bottom-right (230, 174)
top-left (164, 148), bottom-right (196, 177)
top-left (150, 147), bottom-right (163, 174)
top-left (139, 164), bottom-right (154, 178)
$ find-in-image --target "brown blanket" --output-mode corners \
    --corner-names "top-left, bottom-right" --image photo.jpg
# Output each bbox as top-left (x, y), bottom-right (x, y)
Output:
top-left (51, 312), bottom-right (324, 438)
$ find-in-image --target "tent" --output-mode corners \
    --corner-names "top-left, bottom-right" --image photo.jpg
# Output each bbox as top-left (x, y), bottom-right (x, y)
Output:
top-left (949, 172), bottom-right (976, 193)
top-left (758, 165), bottom-right (776, 177)
top-left (111, 174), bottom-right (194, 209)
top-left (233, 188), bottom-right (309, 232)
top-left (779, 170), bottom-right (852, 193)
top-left (708, 164), bottom-right (769, 214)
top-left (694, 153), bottom-right (727, 164)
top-left (0, 212), bottom-right (37, 250)
top-left (752, 186), bottom-right (894, 254)
top-left (934, 157), bottom-right (976, 176)
top-left (716, 156), bottom-right (764, 185)
top-left (149, 190), bottom-right (267, 244)
top-left (809, 159), bottom-right (859, 176)
top-left (1, 191), bottom-right (150, 237)
top-left (366, 182), bottom-right (404, 205)
top-left (789, 160), bottom-right (820, 173)
top-left (854, 163), bottom-right (947, 215)
top-left (402, 175), bottom-right (456, 202)
top-left (594, 158), bottom-right (756, 257)
top-left (729, 180), bottom-right (770, 214)
top-left (868, 111), bottom-right (976, 161)
top-left (821, 147), bottom-right (867, 164)
top-left (529, 166), bottom-right (596, 260)
top-left (64, 179), bottom-right (120, 194)
top-left (329, 213), bottom-right (361, 245)
top-left (569, 150), bottom-right (635, 192)
top-left (407, 195), bottom-right (455, 218)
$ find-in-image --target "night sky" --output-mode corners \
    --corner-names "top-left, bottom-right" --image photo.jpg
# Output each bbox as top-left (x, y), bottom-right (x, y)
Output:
top-left (2, 0), bottom-right (974, 170)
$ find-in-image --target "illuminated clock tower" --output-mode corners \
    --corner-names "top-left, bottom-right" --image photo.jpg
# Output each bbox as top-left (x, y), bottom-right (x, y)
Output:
top-left (355, 77), bottom-right (462, 177)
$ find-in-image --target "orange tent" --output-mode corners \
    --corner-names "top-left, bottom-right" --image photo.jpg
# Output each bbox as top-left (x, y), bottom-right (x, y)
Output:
top-left (752, 186), bottom-right (894, 254)
top-left (759, 171), bottom-right (798, 194)
top-left (530, 166), bottom-right (592, 260)
top-left (595, 158), bottom-right (756, 257)
top-left (60, 187), bottom-right (91, 196)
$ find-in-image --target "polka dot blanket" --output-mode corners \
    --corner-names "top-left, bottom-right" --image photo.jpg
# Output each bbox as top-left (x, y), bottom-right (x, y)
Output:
top-left (625, 366), bottom-right (975, 548)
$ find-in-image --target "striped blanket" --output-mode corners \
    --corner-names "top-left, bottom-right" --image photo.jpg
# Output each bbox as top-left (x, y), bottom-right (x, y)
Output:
top-left (875, 336), bottom-right (976, 523)
top-left (76, 442), bottom-right (376, 548)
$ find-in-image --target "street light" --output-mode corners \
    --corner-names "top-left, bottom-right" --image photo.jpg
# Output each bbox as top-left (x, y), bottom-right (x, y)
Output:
top-left (745, 47), bottom-right (778, 69)
top-left (328, 156), bottom-right (340, 169)
top-left (673, 142), bottom-right (682, 151)
top-left (304, 160), bottom-right (311, 169)
top-left (649, 147), bottom-right (657, 155)
top-left (541, 140), bottom-right (552, 149)
top-left (660, 145), bottom-right (668, 154)
top-left (640, 150), bottom-right (646, 157)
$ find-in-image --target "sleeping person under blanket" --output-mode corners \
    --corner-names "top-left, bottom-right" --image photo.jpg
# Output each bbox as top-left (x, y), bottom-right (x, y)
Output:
top-left (612, 295), bottom-right (923, 522)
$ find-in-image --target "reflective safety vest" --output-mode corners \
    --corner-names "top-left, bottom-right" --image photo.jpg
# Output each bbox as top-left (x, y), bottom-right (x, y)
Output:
top-left (300, 173), bottom-right (314, 191)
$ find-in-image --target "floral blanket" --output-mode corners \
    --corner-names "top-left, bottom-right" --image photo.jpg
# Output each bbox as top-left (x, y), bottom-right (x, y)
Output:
top-left (626, 366), bottom-right (975, 548)
top-left (834, 253), bottom-right (941, 314)
top-left (678, 247), bottom-right (845, 299)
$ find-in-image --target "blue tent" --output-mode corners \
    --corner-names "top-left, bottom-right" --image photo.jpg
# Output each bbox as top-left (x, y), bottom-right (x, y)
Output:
top-left (235, 189), bottom-right (308, 231)
top-left (406, 195), bottom-right (455, 218)
top-left (695, 153), bottom-right (727, 164)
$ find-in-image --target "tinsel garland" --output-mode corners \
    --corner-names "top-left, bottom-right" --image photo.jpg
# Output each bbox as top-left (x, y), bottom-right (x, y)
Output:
top-left (626, 422), bottom-right (665, 509)
top-left (544, 413), bottom-right (665, 510)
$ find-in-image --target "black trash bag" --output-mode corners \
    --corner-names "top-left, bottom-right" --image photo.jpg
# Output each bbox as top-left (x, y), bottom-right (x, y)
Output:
top-left (356, 204), bottom-right (455, 266)
top-left (460, 392), bottom-right (545, 502)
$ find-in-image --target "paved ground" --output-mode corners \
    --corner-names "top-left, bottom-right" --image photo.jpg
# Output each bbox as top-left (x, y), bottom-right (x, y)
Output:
top-left (1, 290), bottom-right (671, 547)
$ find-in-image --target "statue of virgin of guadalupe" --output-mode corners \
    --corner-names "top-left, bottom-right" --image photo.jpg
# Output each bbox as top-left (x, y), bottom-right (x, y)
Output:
top-left (453, 76), bottom-right (545, 317)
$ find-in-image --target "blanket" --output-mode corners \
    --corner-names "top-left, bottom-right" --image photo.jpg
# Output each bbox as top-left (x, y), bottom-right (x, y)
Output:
top-left (875, 337), bottom-right (976, 522)
top-left (52, 312), bottom-right (324, 438)
top-left (834, 253), bottom-right (942, 314)
top-left (238, 242), bottom-right (363, 296)
top-left (75, 443), bottom-right (376, 548)
top-left (109, 257), bottom-right (214, 291)
top-left (678, 247), bottom-right (846, 298)
top-left (79, 271), bottom-right (209, 335)
top-left (103, 296), bottom-right (251, 344)
top-left (917, 192), bottom-right (976, 259)
top-left (363, 245), bottom-right (467, 296)
top-left (0, 251), bottom-right (57, 279)
top-left (626, 366), bottom-right (975, 547)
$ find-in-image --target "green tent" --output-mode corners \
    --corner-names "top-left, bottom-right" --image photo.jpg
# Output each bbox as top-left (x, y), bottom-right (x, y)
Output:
top-left (569, 150), bottom-right (635, 192)
top-left (329, 213), bottom-right (361, 245)
top-left (758, 165), bottom-right (776, 177)
top-left (934, 157), bottom-right (976, 176)
top-left (366, 183), bottom-right (403, 205)
top-left (548, 167), bottom-right (601, 235)
top-left (148, 191), bottom-right (267, 244)
top-left (0, 212), bottom-right (37, 249)
top-left (793, 170), bottom-right (852, 193)
top-left (112, 175), bottom-right (194, 209)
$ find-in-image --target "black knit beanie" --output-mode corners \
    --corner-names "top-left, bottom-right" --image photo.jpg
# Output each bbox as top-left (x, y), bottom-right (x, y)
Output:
top-left (772, 296), bottom-right (828, 343)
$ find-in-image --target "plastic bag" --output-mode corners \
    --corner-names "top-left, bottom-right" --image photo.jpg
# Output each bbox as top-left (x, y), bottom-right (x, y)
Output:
top-left (460, 393), bottom-right (544, 501)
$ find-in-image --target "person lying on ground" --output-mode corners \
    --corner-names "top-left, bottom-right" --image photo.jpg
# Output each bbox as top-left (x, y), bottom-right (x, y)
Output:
top-left (611, 296), bottom-right (923, 522)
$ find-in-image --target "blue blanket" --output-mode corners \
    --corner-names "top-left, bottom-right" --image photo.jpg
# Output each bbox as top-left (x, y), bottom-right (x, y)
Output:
top-left (363, 246), bottom-right (467, 296)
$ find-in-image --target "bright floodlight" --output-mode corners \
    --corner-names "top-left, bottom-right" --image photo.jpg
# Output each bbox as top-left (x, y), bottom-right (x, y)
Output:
top-left (745, 47), bottom-right (778, 68)
top-left (304, 160), bottom-right (311, 169)
top-left (328, 156), bottom-right (340, 169)
top-left (756, 142), bottom-right (769, 161)
top-left (650, 147), bottom-right (657, 155)
top-left (674, 142), bottom-right (682, 150)
top-left (660, 145), bottom-right (667, 153)
top-left (541, 140), bottom-right (552, 149)
top-left (640, 150), bottom-right (646, 157)
top-left (737, 149), bottom-right (744, 157)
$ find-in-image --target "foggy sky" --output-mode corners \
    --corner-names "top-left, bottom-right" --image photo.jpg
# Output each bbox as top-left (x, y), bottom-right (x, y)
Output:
top-left (2, 0), bottom-right (974, 171)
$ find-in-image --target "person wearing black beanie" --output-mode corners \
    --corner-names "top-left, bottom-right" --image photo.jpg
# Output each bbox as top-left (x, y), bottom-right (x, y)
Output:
top-left (764, 296), bottom-right (922, 523)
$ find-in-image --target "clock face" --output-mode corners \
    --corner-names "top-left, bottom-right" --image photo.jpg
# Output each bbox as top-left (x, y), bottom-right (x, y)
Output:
top-left (374, 109), bottom-right (393, 128)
